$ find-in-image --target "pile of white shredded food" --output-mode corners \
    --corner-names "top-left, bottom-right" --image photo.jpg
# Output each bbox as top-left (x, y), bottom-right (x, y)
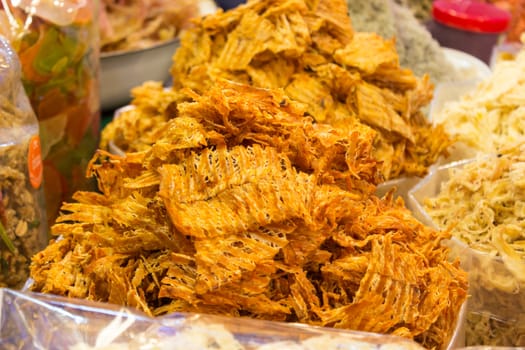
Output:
top-left (433, 35), bottom-right (525, 155)
top-left (423, 143), bottom-right (525, 346)
top-left (424, 144), bottom-right (525, 272)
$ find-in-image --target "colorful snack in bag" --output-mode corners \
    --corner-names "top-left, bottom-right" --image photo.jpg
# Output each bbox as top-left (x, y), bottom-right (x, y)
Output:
top-left (0, 35), bottom-right (48, 289)
top-left (1, 0), bottom-right (100, 225)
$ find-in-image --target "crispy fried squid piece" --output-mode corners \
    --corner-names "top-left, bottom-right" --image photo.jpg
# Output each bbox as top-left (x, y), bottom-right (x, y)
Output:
top-left (176, 81), bottom-right (381, 192)
top-left (158, 144), bottom-right (312, 292)
top-left (158, 145), bottom-right (313, 239)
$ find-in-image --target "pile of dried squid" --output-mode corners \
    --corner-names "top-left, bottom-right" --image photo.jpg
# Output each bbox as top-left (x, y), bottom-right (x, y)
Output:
top-left (31, 1), bottom-right (467, 350)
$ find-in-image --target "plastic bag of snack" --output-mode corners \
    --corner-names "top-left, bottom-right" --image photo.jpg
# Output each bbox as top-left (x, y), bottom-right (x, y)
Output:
top-left (0, 0), bottom-right (100, 226)
top-left (0, 288), bottom-right (428, 350)
top-left (0, 35), bottom-right (48, 289)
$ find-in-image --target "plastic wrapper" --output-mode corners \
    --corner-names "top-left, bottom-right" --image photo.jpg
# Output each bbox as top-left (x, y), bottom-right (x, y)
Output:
top-left (0, 288), bottom-right (429, 350)
top-left (408, 158), bottom-right (525, 347)
top-left (0, 0), bottom-right (100, 226)
top-left (0, 36), bottom-right (48, 289)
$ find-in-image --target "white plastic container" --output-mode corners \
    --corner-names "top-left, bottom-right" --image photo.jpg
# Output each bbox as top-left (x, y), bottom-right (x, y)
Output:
top-left (409, 158), bottom-right (525, 346)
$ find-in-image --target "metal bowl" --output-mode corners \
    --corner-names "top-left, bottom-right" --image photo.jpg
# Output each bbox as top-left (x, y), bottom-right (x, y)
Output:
top-left (99, 38), bottom-right (180, 111)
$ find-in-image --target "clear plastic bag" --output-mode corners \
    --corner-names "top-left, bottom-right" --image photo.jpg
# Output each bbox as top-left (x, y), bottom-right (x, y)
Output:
top-left (0, 36), bottom-right (48, 289)
top-left (0, 288), bottom-right (428, 350)
top-left (1, 0), bottom-right (100, 226)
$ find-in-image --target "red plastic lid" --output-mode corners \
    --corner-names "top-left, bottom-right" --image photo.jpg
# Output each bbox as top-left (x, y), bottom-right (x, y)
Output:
top-left (432, 0), bottom-right (511, 33)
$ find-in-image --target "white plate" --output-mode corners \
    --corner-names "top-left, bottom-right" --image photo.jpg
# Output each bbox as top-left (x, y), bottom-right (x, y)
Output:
top-left (442, 47), bottom-right (492, 82)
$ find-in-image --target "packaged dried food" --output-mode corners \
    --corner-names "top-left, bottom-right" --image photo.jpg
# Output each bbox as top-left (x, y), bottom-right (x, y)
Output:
top-left (409, 149), bottom-right (525, 347)
top-left (1, 0), bottom-right (100, 226)
top-left (0, 36), bottom-right (48, 289)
